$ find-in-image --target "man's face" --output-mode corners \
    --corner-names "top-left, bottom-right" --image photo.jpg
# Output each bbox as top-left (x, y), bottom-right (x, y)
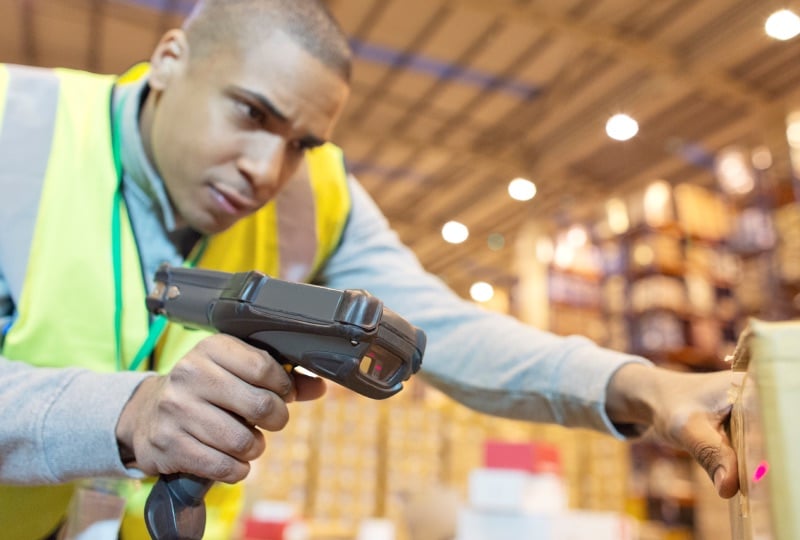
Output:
top-left (144, 29), bottom-right (350, 234)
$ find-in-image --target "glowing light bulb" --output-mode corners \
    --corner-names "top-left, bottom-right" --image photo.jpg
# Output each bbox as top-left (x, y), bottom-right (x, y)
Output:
top-left (442, 221), bottom-right (469, 244)
top-left (606, 113), bottom-right (639, 141)
top-left (470, 281), bottom-right (494, 303)
top-left (765, 9), bottom-right (800, 41)
top-left (508, 177), bottom-right (537, 201)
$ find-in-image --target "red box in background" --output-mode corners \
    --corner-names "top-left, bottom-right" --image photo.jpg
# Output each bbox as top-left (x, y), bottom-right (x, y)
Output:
top-left (483, 440), bottom-right (562, 476)
top-left (242, 518), bottom-right (289, 540)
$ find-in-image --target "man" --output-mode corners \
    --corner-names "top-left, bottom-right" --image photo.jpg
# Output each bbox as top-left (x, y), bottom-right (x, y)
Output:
top-left (0, 0), bottom-right (738, 538)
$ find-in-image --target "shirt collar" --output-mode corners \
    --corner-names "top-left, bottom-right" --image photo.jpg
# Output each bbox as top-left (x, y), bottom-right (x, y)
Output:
top-left (112, 72), bottom-right (180, 231)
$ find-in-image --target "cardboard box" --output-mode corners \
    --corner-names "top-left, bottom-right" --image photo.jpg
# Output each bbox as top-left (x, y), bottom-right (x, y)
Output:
top-left (483, 440), bottom-right (561, 475)
top-left (729, 319), bottom-right (800, 540)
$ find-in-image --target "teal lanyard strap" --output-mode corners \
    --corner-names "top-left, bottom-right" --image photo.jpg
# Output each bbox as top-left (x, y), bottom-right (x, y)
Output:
top-left (111, 85), bottom-right (208, 372)
top-left (111, 96), bottom-right (125, 372)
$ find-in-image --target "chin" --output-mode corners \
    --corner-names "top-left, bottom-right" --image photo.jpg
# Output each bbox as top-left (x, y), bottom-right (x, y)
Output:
top-left (195, 223), bottom-right (226, 236)
top-left (203, 218), bottom-right (239, 236)
top-left (183, 209), bottom-right (233, 236)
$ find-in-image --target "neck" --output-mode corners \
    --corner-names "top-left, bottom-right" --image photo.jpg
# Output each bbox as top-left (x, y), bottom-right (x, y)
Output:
top-left (138, 89), bottom-right (158, 172)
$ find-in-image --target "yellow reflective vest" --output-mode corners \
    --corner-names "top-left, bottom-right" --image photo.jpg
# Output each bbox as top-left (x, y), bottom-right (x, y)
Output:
top-left (0, 63), bottom-right (351, 539)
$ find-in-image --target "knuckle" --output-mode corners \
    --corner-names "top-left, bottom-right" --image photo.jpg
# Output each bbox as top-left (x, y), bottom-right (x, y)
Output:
top-left (276, 377), bottom-right (293, 398)
top-left (156, 384), bottom-right (185, 416)
top-left (195, 334), bottom-right (231, 357)
top-left (250, 354), bottom-right (273, 380)
top-left (192, 337), bottom-right (215, 355)
top-left (149, 428), bottom-right (173, 451)
top-left (251, 392), bottom-right (276, 419)
top-left (250, 393), bottom-right (290, 431)
top-left (229, 430), bottom-right (255, 455)
top-left (170, 358), bottom-right (199, 384)
top-left (248, 355), bottom-right (292, 397)
top-left (211, 457), bottom-right (237, 481)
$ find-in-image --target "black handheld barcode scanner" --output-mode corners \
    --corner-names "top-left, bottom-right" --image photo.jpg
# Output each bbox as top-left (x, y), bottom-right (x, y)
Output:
top-left (142, 264), bottom-right (425, 539)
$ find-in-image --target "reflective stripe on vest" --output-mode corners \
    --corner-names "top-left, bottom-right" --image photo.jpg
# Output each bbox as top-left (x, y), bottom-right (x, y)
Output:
top-left (0, 65), bottom-right (74, 540)
top-left (0, 63), bottom-right (351, 539)
top-left (0, 65), bottom-right (56, 295)
top-left (0, 63), bottom-right (142, 540)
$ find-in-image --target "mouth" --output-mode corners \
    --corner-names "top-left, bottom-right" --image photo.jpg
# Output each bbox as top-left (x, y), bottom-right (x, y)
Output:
top-left (209, 183), bottom-right (258, 217)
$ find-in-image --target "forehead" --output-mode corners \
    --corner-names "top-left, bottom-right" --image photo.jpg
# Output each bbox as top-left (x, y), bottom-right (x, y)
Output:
top-left (206, 29), bottom-right (350, 139)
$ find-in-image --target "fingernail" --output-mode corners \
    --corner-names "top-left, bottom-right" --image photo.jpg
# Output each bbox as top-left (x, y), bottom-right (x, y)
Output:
top-left (714, 467), bottom-right (726, 491)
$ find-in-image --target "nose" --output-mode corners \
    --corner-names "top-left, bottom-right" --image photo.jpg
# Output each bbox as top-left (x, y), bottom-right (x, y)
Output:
top-left (237, 135), bottom-right (287, 194)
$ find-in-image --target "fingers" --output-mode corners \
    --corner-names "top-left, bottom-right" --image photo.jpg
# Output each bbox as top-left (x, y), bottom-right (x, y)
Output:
top-left (683, 412), bottom-right (740, 498)
top-left (118, 334), bottom-right (330, 482)
top-left (133, 403), bottom-right (265, 483)
top-left (193, 334), bottom-right (295, 401)
top-left (169, 345), bottom-right (292, 431)
top-left (713, 446), bottom-right (739, 498)
top-left (652, 370), bottom-right (741, 499)
top-left (167, 410), bottom-right (267, 483)
top-left (176, 402), bottom-right (268, 463)
top-left (293, 373), bottom-right (328, 401)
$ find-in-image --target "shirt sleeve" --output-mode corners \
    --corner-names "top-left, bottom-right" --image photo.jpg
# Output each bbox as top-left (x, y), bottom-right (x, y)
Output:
top-left (0, 266), bottom-right (155, 484)
top-left (316, 176), bottom-right (652, 438)
top-left (0, 357), bottom-right (152, 484)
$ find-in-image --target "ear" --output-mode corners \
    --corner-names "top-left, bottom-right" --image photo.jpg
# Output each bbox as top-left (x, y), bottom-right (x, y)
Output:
top-left (149, 29), bottom-right (189, 91)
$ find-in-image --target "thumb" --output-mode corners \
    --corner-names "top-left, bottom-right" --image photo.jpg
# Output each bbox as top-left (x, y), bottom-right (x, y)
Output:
top-left (683, 413), bottom-right (740, 498)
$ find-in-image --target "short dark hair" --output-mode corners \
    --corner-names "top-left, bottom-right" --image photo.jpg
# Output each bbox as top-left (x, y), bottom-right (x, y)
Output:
top-left (183, 0), bottom-right (352, 82)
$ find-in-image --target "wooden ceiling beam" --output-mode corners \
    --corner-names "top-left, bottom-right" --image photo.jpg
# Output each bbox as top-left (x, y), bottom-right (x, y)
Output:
top-left (453, 0), bottom-right (769, 110)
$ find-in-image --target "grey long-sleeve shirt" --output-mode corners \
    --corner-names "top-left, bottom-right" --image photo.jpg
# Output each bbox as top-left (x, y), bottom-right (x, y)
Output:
top-left (0, 75), bottom-right (648, 485)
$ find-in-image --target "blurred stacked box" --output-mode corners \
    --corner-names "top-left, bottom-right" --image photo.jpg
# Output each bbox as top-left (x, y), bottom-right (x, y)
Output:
top-left (240, 377), bottom-right (641, 539)
top-left (728, 207), bottom-right (776, 256)
top-left (774, 203), bottom-right (800, 284)
top-left (549, 304), bottom-right (610, 345)
top-left (629, 275), bottom-right (687, 314)
top-left (628, 233), bottom-right (683, 276)
top-left (735, 256), bottom-right (772, 314)
top-left (382, 398), bottom-right (444, 524)
top-left (439, 404), bottom-right (490, 493)
top-left (244, 400), bottom-right (319, 512)
top-left (311, 393), bottom-right (381, 533)
top-left (673, 183), bottom-right (732, 242)
top-left (456, 440), bottom-right (635, 540)
top-left (576, 431), bottom-right (631, 514)
top-left (631, 310), bottom-right (686, 354)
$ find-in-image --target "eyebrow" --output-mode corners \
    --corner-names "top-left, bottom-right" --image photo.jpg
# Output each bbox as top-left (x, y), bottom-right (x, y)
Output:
top-left (230, 86), bottom-right (327, 148)
top-left (233, 86), bottom-right (288, 122)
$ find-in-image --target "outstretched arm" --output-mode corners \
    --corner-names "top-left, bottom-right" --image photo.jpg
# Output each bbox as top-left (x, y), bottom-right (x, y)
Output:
top-left (320, 177), bottom-right (741, 498)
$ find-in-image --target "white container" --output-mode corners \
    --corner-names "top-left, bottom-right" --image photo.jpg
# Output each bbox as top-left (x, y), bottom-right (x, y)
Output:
top-left (356, 518), bottom-right (395, 540)
top-left (468, 468), bottom-right (567, 513)
top-left (456, 508), bottom-right (636, 540)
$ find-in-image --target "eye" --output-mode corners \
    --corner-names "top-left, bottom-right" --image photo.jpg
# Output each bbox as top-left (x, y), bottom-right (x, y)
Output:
top-left (236, 100), bottom-right (266, 125)
top-left (292, 138), bottom-right (323, 153)
top-left (290, 140), bottom-right (309, 153)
